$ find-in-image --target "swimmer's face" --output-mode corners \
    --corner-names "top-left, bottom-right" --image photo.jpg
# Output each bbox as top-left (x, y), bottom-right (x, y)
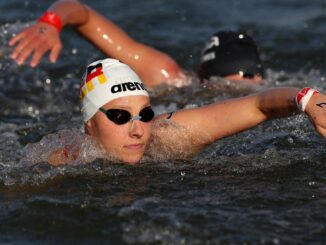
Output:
top-left (85, 95), bottom-right (153, 164)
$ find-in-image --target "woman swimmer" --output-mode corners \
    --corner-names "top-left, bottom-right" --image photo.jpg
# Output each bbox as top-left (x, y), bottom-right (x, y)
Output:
top-left (43, 58), bottom-right (326, 165)
top-left (9, 0), bottom-right (263, 88)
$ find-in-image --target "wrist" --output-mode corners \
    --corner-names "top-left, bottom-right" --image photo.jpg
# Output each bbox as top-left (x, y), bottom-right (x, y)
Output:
top-left (296, 87), bottom-right (319, 112)
top-left (38, 11), bottom-right (63, 32)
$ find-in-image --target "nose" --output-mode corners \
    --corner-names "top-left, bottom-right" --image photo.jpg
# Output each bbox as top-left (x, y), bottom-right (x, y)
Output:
top-left (129, 120), bottom-right (144, 138)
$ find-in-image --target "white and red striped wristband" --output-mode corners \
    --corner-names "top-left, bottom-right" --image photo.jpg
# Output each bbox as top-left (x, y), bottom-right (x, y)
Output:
top-left (296, 87), bottom-right (319, 112)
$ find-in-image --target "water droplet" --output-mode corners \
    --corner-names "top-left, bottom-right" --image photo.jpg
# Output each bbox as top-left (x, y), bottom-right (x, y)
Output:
top-left (308, 181), bottom-right (315, 186)
top-left (287, 137), bottom-right (294, 144)
top-left (272, 238), bottom-right (280, 245)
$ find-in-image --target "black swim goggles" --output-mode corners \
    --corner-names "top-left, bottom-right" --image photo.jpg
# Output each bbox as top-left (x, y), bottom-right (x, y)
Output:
top-left (99, 106), bottom-right (155, 125)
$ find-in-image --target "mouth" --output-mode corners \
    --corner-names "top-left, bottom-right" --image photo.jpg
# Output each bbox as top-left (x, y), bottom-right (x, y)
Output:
top-left (123, 143), bottom-right (145, 151)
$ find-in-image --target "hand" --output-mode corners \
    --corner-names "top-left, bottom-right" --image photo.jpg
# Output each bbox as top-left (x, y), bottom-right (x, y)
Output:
top-left (305, 93), bottom-right (326, 138)
top-left (8, 22), bottom-right (62, 67)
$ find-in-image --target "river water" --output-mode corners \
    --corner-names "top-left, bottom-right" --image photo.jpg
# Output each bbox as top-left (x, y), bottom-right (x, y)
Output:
top-left (0, 0), bottom-right (325, 244)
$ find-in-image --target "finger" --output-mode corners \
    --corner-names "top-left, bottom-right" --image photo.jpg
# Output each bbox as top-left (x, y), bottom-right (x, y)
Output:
top-left (49, 42), bottom-right (62, 63)
top-left (14, 36), bottom-right (39, 65)
top-left (10, 34), bottom-right (36, 61)
top-left (30, 44), bottom-right (51, 67)
top-left (8, 30), bottom-right (29, 46)
top-left (16, 41), bottom-right (38, 65)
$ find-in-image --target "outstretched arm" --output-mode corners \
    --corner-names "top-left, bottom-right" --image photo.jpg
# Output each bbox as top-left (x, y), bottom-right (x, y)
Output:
top-left (9, 0), bottom-right (184, 88)
top-left (161, 87), bottom-right (325, 151)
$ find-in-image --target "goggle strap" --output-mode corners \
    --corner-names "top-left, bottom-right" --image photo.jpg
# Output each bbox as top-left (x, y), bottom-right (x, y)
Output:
top-left (99, 108), bottom-right (107, 114)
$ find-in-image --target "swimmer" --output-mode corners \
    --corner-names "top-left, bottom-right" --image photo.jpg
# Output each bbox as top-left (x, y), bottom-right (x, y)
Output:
top-left (39, 58), bottom-right (325, 165)
top-left (199, 30), bottom-right (263, 84)
top-left (8, 0), bottom-right (263, 88)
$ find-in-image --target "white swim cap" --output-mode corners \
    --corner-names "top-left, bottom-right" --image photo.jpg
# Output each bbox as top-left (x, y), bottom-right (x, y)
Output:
top-left (80, 58), bottom-right (149, 122)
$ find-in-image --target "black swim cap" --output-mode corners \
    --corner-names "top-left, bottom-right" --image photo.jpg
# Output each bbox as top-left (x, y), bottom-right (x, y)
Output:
top-left (199, 31), bottom-right (264, 80)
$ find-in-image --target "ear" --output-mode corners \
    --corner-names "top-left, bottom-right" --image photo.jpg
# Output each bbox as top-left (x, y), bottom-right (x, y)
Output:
top-left (84, 120), bottom-right (94, 135)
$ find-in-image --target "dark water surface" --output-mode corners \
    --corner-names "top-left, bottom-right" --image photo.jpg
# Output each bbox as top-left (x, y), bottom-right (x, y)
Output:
top-left (0, 0), bottom-right (325, 244)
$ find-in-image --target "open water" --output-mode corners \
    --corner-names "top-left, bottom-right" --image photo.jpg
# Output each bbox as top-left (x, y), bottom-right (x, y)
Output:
top-left (0, 0), bottom-right (325, 244)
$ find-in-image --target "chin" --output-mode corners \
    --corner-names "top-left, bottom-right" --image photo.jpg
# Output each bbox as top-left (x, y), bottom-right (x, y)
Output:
top-left (124, 157), bottom-right (141, 165)
top-left (122, 155), bottom-right (142, 164)
top-left (119, 146), bottom-right (146, 164)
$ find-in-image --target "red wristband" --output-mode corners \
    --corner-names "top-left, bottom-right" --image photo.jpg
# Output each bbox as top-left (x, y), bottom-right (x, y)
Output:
top-left (38, 11), bottom-right (63, 32)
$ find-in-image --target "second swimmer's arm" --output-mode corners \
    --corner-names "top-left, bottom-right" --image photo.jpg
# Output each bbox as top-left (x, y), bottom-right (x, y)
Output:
top-left (9, 0), bottom-right (183, 87)
top-left (74, 6), bottom-right (183, 87)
